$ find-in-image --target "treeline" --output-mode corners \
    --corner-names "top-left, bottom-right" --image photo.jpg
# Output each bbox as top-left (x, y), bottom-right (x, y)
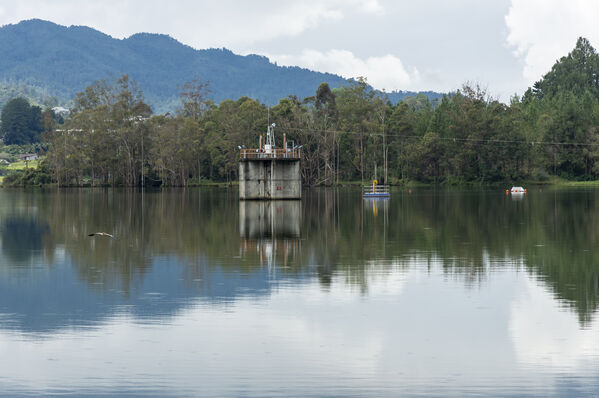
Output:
top-left (6, 37), bottom-right (599, 186)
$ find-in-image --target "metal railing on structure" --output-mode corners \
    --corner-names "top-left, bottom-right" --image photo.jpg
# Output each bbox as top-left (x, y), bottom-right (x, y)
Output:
top-left (362, 184), bottom-right (390, 196)
top-left (240, 148), bottom-right (301, 160)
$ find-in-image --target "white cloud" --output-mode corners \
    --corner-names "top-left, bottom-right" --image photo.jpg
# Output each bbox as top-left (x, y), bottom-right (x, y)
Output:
top-left (354, 0), bottom-right (385, 16)
top-left (268, 49), bottom-right (418, 91)
top-left (505, 0), bottom-right (599, 83)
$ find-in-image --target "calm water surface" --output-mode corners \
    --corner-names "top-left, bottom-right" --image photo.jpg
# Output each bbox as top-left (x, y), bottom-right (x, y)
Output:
top-left (1, 187), bottom-right (599, 397)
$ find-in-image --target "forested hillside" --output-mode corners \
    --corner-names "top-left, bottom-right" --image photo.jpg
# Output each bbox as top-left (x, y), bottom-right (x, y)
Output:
top-left (0, 19), bottom-right (442, 112)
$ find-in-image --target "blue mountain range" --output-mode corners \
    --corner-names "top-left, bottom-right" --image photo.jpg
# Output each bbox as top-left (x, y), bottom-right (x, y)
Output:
top-left (0, 19), bottom-right (443, 112)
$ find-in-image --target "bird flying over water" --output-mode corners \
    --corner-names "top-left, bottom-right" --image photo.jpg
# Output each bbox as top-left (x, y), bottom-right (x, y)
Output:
top-left (88, 232), bottom-right (114, 238)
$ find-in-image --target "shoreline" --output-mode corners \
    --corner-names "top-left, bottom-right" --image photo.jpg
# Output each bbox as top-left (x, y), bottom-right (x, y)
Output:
top-left (4, 177), bottom-right (599, 189)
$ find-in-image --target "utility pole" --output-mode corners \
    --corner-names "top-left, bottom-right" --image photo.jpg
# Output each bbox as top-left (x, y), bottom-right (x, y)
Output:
top-left (335, 130), bottom-right (339, 186)
top-left (141, 127), bottom-right (144, 188)
top-left (382, 110), bottom-right (387, 184)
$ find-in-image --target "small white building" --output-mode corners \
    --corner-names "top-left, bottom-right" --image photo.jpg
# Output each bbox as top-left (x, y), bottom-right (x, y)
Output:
top-left (52, 106), bottom-right (70, 117)
top-left (18, 154), bottom-right (39, 161)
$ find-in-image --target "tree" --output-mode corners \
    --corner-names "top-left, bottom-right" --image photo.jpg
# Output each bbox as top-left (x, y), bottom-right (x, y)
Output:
top-left (45, 75), bottom-right (153, 186)
top-left (1, 97), bottom-right (43, 145)
top-left (335, 78), bottom-right (385, 183)
top-left (179, 80), bottom-right (211, 121)
top-left (529, 37), bottom-right (599, 101)
top-left (314, 83), bottom-right (339, 185)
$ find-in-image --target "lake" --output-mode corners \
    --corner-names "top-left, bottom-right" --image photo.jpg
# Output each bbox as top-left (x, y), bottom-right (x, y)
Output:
top-left (1, 187), bottom-right (598, 397)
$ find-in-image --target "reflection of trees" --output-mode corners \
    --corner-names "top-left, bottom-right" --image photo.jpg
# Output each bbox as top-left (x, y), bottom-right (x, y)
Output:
top-left (1, 216), bottom-right (50, 263)
top-left (301, 188), bottom-right (599, 324)
top-left (363, 190), bottom-right (599, 324)
top-left (2, 188), bottom-right (599, 324)
top-left (39, 189), bottom-right (242, 295)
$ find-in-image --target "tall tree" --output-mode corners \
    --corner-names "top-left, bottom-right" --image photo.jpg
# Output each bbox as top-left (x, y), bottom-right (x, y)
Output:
top-left (314, 83), bottom-right (339, 184)
top-left (179, 80), bottom-right (211, 121)
top-left (528, 37), bottom-right (599, 101)
top-left (335, 78), bottom-right (385, 182)
top-left (1, 97), bottom-right (43, 145)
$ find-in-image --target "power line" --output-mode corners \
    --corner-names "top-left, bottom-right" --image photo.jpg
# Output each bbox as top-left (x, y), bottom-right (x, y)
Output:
top-left (276, 126), bottom-right (599, 147)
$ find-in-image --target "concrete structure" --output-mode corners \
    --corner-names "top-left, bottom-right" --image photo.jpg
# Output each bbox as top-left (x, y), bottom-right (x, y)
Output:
top-left (239, 124), bottom-right (301, 200)
top-left (239, 158), bottom-right (301, 200)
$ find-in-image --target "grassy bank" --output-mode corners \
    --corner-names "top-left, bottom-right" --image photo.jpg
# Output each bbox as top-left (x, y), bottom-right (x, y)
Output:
top-left (5, 169), bottom-right (599, 189)
top-left (6, 159), bottom-right (40, 170)
top-left (540, 177), bottom-right (599, 187)
top-left (336, 178), bottom-right (599, 189)
top-left (0, 157), bottom-right (50, 187)
top-left (1, 159), bottom-right (41, 185)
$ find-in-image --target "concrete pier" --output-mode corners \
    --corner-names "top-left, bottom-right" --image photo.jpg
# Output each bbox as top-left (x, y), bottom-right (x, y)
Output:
top-left (239, 157), bottom-right (301, 200)
top-left (239, 124), bottom-right (301, 200)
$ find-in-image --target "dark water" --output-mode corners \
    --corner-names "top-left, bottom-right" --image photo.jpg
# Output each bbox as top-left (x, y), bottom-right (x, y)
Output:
top-left (1, 187), bottom-right (599, 397)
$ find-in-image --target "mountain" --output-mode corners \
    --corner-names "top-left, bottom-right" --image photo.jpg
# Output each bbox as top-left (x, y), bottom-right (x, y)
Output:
top-left (0, 19), bottom-right (443, 113)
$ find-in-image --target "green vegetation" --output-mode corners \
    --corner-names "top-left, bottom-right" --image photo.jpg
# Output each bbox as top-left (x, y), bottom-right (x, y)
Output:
top-left (1, 160), bottom-right (52, 187)
top-left (0, 97), bottom-right (44, 145)
top-left (5, 37), bottom-right (599, 187)
top-left (0, 81), bottom-right (56, 112)
top-left (545, 177), bottom-right (599, 187)
top-left (0, 96), bottom-right (57, 187)
top-left (6, 159), bottom-right (40, 170)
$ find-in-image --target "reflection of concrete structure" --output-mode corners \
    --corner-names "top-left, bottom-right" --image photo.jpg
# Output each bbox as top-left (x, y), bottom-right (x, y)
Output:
top-left (240, 201), bottom-right (300, 238)
top-left (239, 124), bottom-right (301, 200)
top-left (240, 201), bottom-right (301, 267)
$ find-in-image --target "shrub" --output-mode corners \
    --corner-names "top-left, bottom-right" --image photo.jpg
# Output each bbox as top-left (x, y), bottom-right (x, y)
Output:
top-left (1, 161), bottom-right (55, 186)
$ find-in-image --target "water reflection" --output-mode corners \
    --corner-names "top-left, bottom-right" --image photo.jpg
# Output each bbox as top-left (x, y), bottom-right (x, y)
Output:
top-left (239, 200), bottom-right (301, 238)
top-left (1, 216), bottom-right (50, 263)
top-left (1, 263), bottom-right (597, 397)
top-left (0, 189), bottom-right (598, 326)
top-left (0, 189), bottom-right (597, 326)
top-left (510, 192), bottom-right (526, 201)
top-left (362, 197), bottom-right (389, 217)
top-left (240, 201), bottom-right (301, 269)
top-left (0, 188), bottom-right (599, 395)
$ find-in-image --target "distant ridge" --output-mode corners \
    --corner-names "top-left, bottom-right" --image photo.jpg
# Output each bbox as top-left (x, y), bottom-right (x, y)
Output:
top-left (0, 19), bottom-right (444, 112)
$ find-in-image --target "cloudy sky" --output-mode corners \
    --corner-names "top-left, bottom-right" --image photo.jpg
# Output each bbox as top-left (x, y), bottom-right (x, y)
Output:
top-left (0, 0), bottom-right (598, 99)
